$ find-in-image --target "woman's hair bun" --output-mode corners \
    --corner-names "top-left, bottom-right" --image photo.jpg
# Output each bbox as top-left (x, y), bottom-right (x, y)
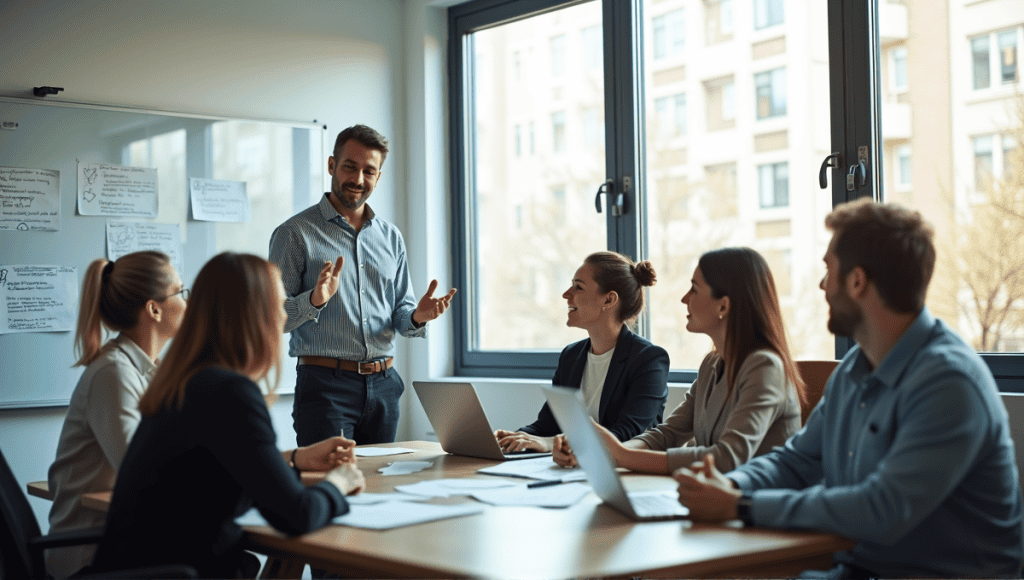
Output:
top-left (633, 260), bottom-right (657, 287)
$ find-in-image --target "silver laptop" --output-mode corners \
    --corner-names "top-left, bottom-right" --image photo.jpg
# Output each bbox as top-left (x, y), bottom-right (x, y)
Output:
top-left (542, 385), bottom-right (689, 520)
top-left (413, 381), bottom-right (552, 461)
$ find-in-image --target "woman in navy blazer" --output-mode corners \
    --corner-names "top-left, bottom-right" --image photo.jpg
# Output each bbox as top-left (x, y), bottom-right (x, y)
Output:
top-left (496, 251), bottom-right (670, 453)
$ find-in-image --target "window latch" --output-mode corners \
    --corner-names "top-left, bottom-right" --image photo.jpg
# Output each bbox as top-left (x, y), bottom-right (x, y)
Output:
top-left (594, 178), bottom-right (629, 216)
top-left (818, 152), bottom-right (841, 189)
top-left (846, 146), bottom-right (869, 191)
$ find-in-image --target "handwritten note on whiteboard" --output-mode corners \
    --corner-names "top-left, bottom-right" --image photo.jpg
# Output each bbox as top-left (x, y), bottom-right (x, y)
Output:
top-left (189, 177), bottom-right (251, 222)
top-left (0, 265), bottom-right (77, 334)
top-left (78, 162), bottom-right (158, 218)
top-left (105, 221), bottom-right (184, 277)
top-left (0, 167), bottom-right (60, 231)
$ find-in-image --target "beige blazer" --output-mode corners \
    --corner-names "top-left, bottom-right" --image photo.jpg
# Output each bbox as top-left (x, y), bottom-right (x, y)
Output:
top-left (632, 349), bottom-right (801, 473)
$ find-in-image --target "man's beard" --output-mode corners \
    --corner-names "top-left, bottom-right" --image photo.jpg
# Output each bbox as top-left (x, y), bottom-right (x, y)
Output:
top-left (333, 183), bottom-right (370, 210)
top-left (826, 287), bottom-right (863, 337)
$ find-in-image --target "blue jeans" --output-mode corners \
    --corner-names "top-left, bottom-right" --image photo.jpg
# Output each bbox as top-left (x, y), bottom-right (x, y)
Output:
top-left (292, 363), bottom-right (404, 446)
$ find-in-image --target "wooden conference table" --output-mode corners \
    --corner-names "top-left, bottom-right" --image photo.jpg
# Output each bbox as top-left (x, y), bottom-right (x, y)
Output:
top-left (32, 441), bottom-right (854, 578)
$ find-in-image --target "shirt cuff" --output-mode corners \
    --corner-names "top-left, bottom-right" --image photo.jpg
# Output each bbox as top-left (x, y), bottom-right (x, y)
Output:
top-left (294, 289), bottom-right (324, 321)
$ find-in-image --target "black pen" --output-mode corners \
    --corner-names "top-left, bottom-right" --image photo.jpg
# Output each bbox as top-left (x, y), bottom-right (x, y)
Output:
top-left (527, 479), bottom-right (564, 488)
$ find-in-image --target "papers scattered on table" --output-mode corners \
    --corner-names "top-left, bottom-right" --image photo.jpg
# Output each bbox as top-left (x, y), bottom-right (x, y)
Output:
top-left (470, 482), bottom-right (592, 508)
top-left (333, 501), bottom-right (483, 530)
top-left (477, 456), bottom-right (587, 482)
top-left (355, 446), bottom-right (417, 457)
top-left (379, 461), bottom-right (433, 476)
top-left (345, 492), bottom-right (420, 505)
top-left (395, 478), bottom-right (517, 498)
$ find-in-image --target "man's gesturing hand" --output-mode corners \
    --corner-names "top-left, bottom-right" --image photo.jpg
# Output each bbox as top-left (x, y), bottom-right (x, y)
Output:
top-left (412, 279), bottom-right (457, 326)
top-left (310, 257), bottom-right (345, 309)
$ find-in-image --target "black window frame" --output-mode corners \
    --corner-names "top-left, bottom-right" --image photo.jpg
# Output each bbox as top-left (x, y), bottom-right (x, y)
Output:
top-left (448, 0), bottom-right (1024, 391)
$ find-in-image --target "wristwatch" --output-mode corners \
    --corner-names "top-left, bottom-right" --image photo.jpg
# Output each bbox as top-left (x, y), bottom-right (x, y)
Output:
top-left (736, 491), bottom-right (754, 527)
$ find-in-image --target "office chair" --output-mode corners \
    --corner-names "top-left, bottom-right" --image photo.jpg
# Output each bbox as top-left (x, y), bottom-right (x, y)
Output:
top-left (0, 447), bottom-right (197, 579)
top-left (795, 360), bottom-right (839, 425)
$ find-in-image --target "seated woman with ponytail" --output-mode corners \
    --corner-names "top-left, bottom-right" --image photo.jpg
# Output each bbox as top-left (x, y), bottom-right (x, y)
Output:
top-left (87, 252), bottom-right (363, 579)
top-left (556, 247), bottom-right (805, 476)
top-left (495, 251), bottom-right (670, 454)
top-left (46, 251), bottom-right (187, 579)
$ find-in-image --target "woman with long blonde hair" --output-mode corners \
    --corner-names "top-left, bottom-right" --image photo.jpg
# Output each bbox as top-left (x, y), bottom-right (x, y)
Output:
top-left (46, 251), bottom-right (186, 580)
top-left (87, 252), bottom-right (364, 579)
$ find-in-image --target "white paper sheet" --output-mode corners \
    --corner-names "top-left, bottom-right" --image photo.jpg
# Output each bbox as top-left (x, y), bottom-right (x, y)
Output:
top-left (344, 492), bottom-right (421, 505)
top-left (378, 461), bottom-right (433, 476)
top-left (78, 162), bottom-right (158, 218)
top-left (105, 221), bottom-right (184, 278)
top-left (332, 501), bottom-right (483, 530)
top-left (477, 456), bottom-right (587, 482)
top-left (394, 478), bottom-right (517, 498)
top-left (354, 447), bottom-right (417, 457)
top-left (0, 265), bottom-right (77, 334)
top-left (189, 177), bottom-right (251, 222)
top-left (470, 482), bottom-right (592, 508)
top-left (0, 166), bottom-right (60, 231)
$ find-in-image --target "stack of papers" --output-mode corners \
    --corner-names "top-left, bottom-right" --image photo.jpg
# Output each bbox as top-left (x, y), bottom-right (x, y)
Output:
top-left (354, 447), bottom-right (417, 457)
top-left (395, 478), bottom-right (517, 498)
top-left (477, 456), bottom-right (586, 482)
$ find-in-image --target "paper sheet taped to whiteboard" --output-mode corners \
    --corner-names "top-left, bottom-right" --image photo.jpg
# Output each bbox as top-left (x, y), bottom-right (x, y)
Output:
top-left (189, 177), bottom-right (251, 222)
top-left (78, 162), bottom-right (158, 218)
top-left (0, 265), bottom-right (77, 334)
top-left (0, 166), bottom-right (60, 232)
top-left (106, 221), bottom-right (184, 277)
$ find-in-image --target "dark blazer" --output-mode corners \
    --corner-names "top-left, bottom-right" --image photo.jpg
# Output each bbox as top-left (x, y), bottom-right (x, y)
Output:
top-left (89, 368), bottom-right (348, 578)
top-left (519, 326), bottom-right (669, 441)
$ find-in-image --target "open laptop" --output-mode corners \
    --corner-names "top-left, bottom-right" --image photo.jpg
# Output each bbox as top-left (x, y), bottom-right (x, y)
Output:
top-left (542, 385), bottom-right (689, 520)
top-left (413, 381), bottom-right (552, 461)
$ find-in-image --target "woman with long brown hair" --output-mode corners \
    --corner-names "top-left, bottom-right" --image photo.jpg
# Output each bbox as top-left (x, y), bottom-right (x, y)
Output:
top-left (556, 247), bottom-right (805, 475)
top-left (87, 252), bottom-right (364, 579)
top-left (47, 251), bottom-right (186, 580)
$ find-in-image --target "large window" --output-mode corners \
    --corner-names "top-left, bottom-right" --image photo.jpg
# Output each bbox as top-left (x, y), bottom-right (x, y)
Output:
top-left (451, 0), bottom-right (1024, 389)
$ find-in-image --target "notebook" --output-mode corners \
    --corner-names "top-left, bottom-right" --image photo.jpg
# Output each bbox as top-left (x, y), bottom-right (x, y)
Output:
top-left (413, 381), bottom-right (552, 461)
top-left (541, 385), bottom-right (689, 520)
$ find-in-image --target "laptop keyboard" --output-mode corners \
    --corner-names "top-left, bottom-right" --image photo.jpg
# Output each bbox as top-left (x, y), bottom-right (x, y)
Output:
top-left (629, 492), bottom-right (683, 517)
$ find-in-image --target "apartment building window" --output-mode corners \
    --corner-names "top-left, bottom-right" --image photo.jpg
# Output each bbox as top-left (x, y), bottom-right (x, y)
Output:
top-left (755, 67), bottom-right (787, 119)
top-left (514, 124), bottom-right (522, 157)
top-left (705, 76), bottom-right (736, 131)
top-left (654, 93), bottom-right (687, 139)
top-left (758, 162), bottom-right (789, 207)
top-left (704, 0), bottom-right (733, 45)
top-left (652, 8), bottom-right (685, 60)
top-left (1005, 134), bottom-right (1018, 180)
top-left (892, 47), bottom-right (908, 92)
top-left (896, 145), bottom-right (912, 188)
top-left (972, 35), bottom-right (991, 90)
top-left (583, 25), bottom-right (602, 70)
top-left (552, 111), bottom-right (567, 153)
top-left (753, 0), bottom-right (784, 30)
top-left (551, 34), bottom-right (567, 77)
top-left (998, 30), bottom-right (1018, 84)
top-left (974, 135), bottom-right (994, 190)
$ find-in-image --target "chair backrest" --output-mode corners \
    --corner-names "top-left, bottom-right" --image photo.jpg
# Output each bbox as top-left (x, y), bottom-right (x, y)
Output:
top-left (1000, 393), bottom-right (1024, 484)
top-left (0, 446), bottom-right (43, 579)
top-left (795, 360), bottom-right (839, 425)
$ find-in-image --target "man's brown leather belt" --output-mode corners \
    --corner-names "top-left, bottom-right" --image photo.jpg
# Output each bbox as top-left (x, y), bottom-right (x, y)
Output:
top-left (297, 356), bottom-right (394, 375)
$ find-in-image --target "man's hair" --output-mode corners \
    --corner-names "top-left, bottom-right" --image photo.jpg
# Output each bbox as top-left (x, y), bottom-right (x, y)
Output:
top-left (333, 124), bottom-right (389, 163)
top-left (825, 198), bottom-right (935, 313)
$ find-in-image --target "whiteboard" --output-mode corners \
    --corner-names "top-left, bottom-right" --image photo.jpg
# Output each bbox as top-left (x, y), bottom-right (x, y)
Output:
top-left (0, 97), bottom-right (326, 408)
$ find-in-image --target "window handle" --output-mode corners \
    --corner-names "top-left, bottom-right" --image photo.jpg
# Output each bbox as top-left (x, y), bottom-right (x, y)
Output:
top-left (846, 146), bottom-right (870, 191)
top-left (594, 179), bottom-right (613, 213)
top-left (819, 152), bottom-right (841, 189)
top-left (594, 178), bottom-right (629, 216)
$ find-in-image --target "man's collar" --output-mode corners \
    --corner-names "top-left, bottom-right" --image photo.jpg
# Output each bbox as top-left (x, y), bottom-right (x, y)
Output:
top-left (851, 307), bottom-right (935, 389)
top-left (318, 193), bottom-right (375, 224)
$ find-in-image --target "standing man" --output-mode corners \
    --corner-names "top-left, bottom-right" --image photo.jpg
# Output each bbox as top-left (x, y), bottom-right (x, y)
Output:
top-left (270, 124), bottom-right (455, 446)
top-left (675, 199), bottom-right (1024, 577)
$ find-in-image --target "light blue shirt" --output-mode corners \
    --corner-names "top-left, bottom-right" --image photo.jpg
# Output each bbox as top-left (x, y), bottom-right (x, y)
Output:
top-left (729, 308), bottom-right (1024, 577)
top-left (269, 194), bottom-right (424, 360)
